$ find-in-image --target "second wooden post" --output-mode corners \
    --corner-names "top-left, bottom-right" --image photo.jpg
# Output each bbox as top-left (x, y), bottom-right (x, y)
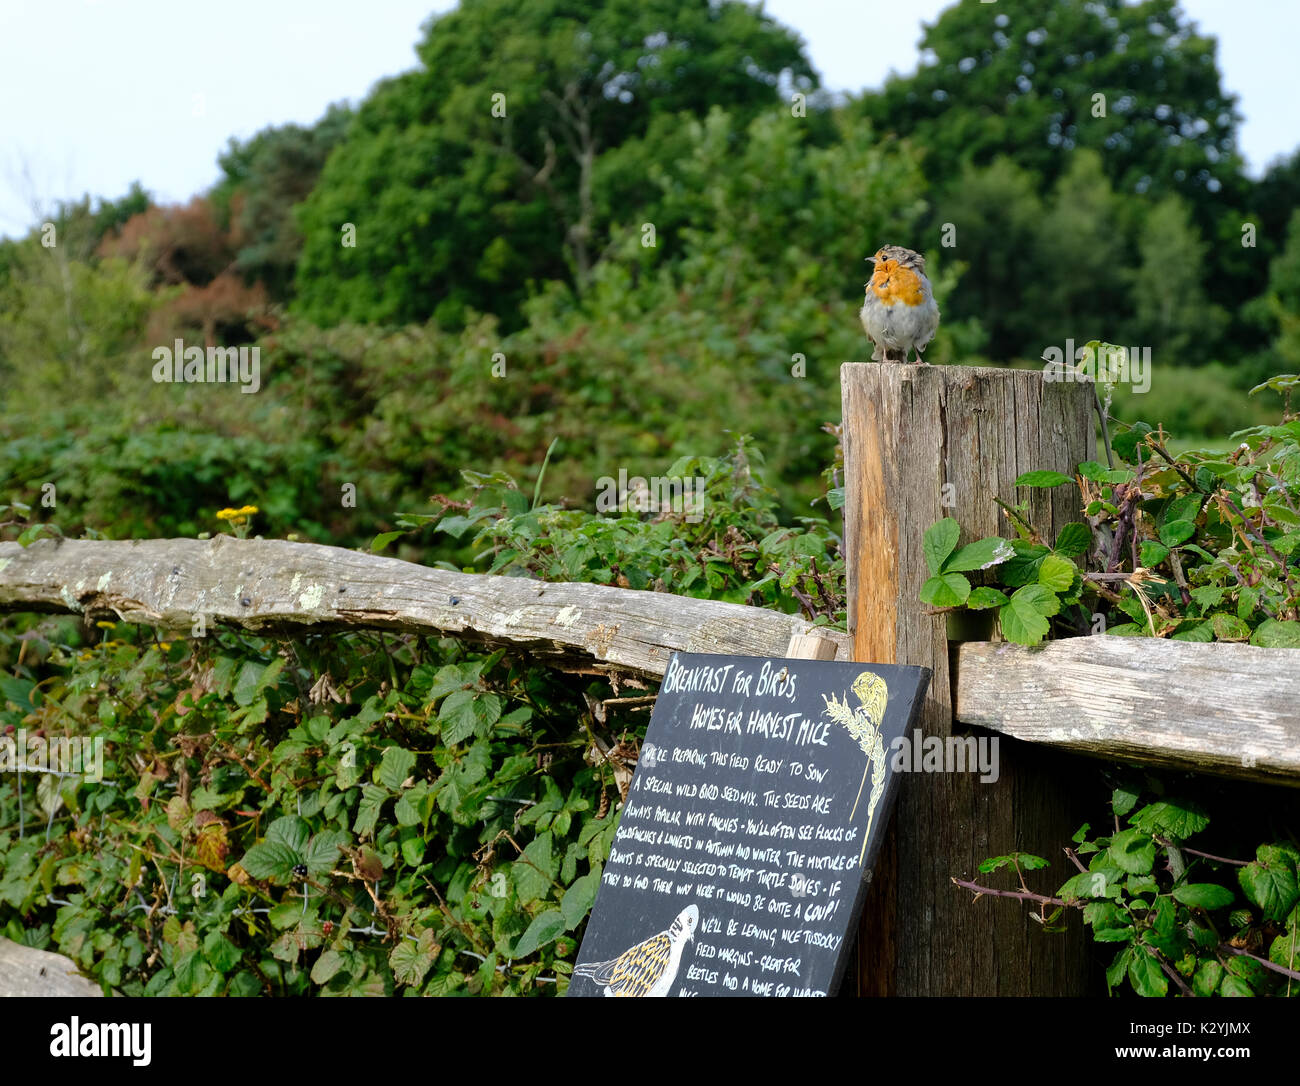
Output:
top-left (842, 362), bottom-right (1096, 996)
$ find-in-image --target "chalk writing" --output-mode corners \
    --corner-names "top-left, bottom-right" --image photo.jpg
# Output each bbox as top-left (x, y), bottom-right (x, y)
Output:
top-left (569, 654), bottom-right (929, 998)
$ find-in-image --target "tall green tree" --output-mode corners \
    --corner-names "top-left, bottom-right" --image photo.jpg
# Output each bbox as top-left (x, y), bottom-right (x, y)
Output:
top-left (1022, 151), bottom-right (1129, 356)
top-left (211, 103), bottom-right (354, 301)
top-left (1253, 209), bottom-right (1300, 374)
top-left (856, 0), bottom-right (1246, 225)
top-left (1132, 195), bottom-right (1224, 359)
top-left (930, 157), bottom-right (1045, 359)
top-left (293, 0), bottom-right (818, 329)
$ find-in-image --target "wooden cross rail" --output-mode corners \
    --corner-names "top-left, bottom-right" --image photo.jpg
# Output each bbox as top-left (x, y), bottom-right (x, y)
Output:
top-left (0, 535), bottom-right (850, 675)
top-left (3, 537), bottom-right (1295, 786)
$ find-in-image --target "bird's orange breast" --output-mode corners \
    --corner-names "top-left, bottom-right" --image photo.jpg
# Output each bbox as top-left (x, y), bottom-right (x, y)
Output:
top-left (869, 261), bottom-right (926, 307)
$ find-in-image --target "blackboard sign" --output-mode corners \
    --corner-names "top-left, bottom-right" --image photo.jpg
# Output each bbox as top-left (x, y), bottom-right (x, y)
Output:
top-left (569, 652), bottom-right (930, 997)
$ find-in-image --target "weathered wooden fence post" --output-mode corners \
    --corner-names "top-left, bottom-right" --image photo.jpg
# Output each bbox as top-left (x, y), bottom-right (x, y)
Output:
top-left (842, 362), bottom-right (1096, 996)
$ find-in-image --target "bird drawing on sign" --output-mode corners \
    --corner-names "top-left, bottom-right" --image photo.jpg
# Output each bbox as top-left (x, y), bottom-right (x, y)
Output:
top-left (822, 671), bottom-right (890, 867)
top-left (573, 903), bottom-right (699, 997)
top-left (859, 245), bottom-right (940, 364)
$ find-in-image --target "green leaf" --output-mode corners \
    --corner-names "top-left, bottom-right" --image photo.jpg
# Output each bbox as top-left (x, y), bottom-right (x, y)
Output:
top-left (1127, 948), bottom-right (1168, 997)
top-left (203, 931), bottom-right (241, 973)
top-left (269, 902), bottom-right (302, 930)
top-left (413, 662), bottom-right (481, 700)
top-left (1083, 901), bottom-right (1131, 937)
top-left (1128, 800), bottom-right (1209, 842)
top-left (390, 930), bottom-right (438, 987)
top-left (923, 518), bottom-right (961, 576)
top-left (438, 690), bottom-right (502, 745)
top-left (266, 816), bottom-right (310, 855)
top-left (1053, 522), bottom-right (1091, 558)
top-left (435, 515), bottom-right (473, 539)
top-left (946, 537), bottom-right (1016, 573)
top-left (999, 584), bottom-right (1061, 645)
top-left (1220, 976), bottom-right (1255, 997)
top-left (239, 842), bottom-right (299, 883)
top-left (1014, 470), bottom-right (1072, 488)
top-left (232, 660), bottom-right (265, 708)
top-left (1252, 619), bottom-right (1300, 648)
top-left (561, 869), bottom-right (602, 930)
top-left (1192, 959), bottom-right (1224, 997)
top-left (0, 678), bottom-right (36, 712)
top-left (174, 949), bottom-right (209, 995)
top-left (376, 747), bottom-right (416, 791)
top-left (1000, 542), bottom-right (1050, 587)
top-left (1111, 785), bottom-right (1140, 817)
top-left (1037, 554), bottom-right (1076, 592)
top-left (1108, 829), bottom-right (1156, 875)
top-left (1165, 495), bottom-right (1202, 526)
top-left (400, 827), bottom-right (425, 867)
top-left (919, 572), bottom-right (971, 607)
top-left (1158, 520), bottom-right (1195, 547)
top-left (1190, 585), bottom-right (1227, 610)
top-left (353, 784), bottom-right (387, 838)
top-left (999, 599), bottom-right (1048, 645)
top-left (1058, 870), bottom-right (1111, 903)
top-left (393, 781), bottom-right (430, 828)
top-left (1111, 422), bottom-right (1152, 461)
top-left (311, 949), bottom-right (346, 985)
top-left (1238, 845), bottom-right (1299, 921)
top-left (302, 829), bottom-right (347, 876)
top-left (1106, 947), bottom-right (1133, 993)
top-left (1138, 540), bottom-right (1169, 568)
top-left (514, 910), bottom-right (566, 958)
top-left (369, 530), bottom-right (406, 553)
top-left (1209, 612), bottom-right (1250, 641)
top-left (1126, 875), bottom-right (1157, 896)
top-left (512, 831), bottom-right (557, 905)
top-left (1172, 883), bottom-right (1234, 910)
top-left (966, 587), bottom-right (1009, 609)
top-left (1269, 909), bottom-right (1300, 971)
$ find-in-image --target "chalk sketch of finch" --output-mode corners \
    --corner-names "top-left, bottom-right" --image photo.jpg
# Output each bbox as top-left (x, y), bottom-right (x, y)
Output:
top-left (822, 672), bottom-right (889, 866)
top-left (572, 904), bottom-right (699, 996)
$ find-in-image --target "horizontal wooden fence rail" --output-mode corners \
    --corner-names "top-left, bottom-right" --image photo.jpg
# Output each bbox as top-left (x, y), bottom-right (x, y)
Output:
top-left (2, 536), bottom-right (1297, 786)
top-left (955, 638), bottom-right (1300, 787)
top-left (0, 536), bottom-right (850, 677)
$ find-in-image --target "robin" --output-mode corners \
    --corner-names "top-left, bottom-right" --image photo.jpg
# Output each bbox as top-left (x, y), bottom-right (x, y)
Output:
top-left (860, 245), bottom-right (940, 364)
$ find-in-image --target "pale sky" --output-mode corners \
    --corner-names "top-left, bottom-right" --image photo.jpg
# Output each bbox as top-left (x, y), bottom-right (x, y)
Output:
top-left (0, 0), bottom-right (1295, 238)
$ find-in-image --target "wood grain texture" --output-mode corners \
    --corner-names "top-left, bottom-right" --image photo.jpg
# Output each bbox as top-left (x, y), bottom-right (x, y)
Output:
top-left (957, 637), bottom-right (1300, 786)
top-left (842, 362), bottom-right (1097, 997)
top-left (0, 938), bottom-right (101, 996)
top-left (0, 537), bottom-right (847, 678)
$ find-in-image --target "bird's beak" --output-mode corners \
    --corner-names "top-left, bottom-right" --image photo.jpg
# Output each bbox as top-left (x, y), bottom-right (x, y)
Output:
top-left (866, 256), bottom-right (878, 264)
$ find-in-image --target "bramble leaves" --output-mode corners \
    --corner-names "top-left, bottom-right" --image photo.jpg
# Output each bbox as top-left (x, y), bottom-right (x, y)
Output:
top-left (923, 518), bottom-right (961, 576)
top-left (973, 777), bottom-right (1296, 997)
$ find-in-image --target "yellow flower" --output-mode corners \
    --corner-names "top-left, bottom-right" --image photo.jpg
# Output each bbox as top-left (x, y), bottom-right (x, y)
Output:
top-left (237, 505), bottom-right (259, 515)
top-left (158, 642), bottom-right (171, 652)
top-left (95, 620), bottom-right (117, 630)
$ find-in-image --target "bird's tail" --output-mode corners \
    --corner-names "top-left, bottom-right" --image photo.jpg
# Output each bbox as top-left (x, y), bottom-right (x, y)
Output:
top-left (573, 959), bottom-right (618, 985)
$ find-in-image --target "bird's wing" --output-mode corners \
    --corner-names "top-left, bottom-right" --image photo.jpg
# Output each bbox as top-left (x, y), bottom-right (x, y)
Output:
top-left (606, 931), bottom-right (673, 997)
